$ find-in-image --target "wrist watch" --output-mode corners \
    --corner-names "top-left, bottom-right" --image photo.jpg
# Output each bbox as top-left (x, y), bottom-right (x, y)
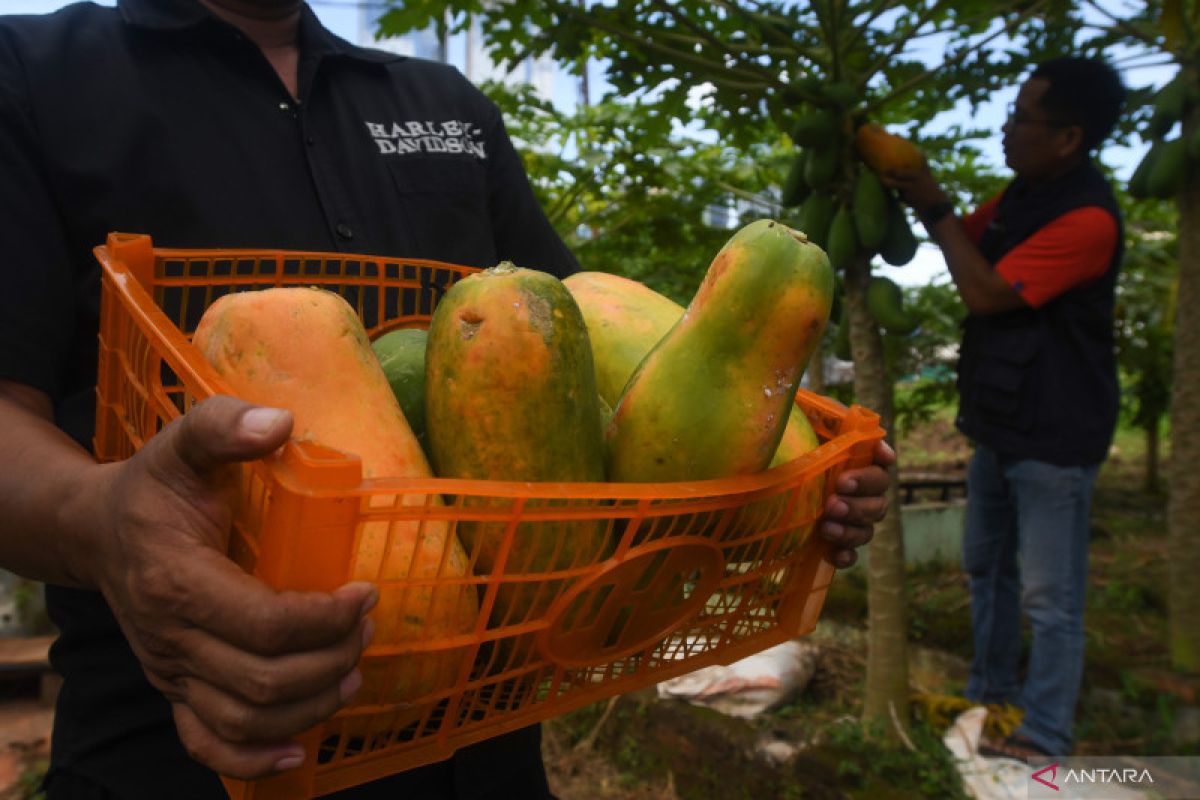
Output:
top-left (919, 201), bottom-right (955, 228)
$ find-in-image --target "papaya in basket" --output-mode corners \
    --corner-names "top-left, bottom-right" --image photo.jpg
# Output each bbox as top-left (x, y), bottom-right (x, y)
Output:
top-left (424, 263), bottom-right (609, 642)
top-left (562, 270), bottom-right (819, 468)
top-left (192, 287), bottom-right (477, 733)
top-left (603, 220), bottom-right (832, 561)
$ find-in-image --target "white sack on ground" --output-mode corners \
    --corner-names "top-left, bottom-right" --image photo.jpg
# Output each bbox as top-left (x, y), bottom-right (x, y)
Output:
top-left (656, 640), bottom-right (818, 718)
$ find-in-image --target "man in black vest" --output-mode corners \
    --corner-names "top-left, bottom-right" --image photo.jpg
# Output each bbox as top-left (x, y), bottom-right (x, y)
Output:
top-left (885, 57), bottom-right (1126, 761)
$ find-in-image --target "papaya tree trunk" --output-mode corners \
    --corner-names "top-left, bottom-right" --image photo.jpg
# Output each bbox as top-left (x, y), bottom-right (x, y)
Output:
top-left (1144, 418), bottom-right (1160, 495)
top-left (807, 340), bottom-right (827, 395)
top-left (1168, 100), bottom-right (1200, 673)
top-left (843, 254), bottom-right (910, 731)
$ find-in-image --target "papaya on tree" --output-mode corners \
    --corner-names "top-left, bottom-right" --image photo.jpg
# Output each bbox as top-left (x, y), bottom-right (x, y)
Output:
top-left (879, 197), bottom-right (918, 266)
top-left (826, 205), bottom-right (859, 272)
top-left (780, 153), bottom-right (811, 208)
top-left (852, 170), bottom-right (889, 252)
top-left (866, 276), bottom-right (919, 336)
top-left (822, 81), bottom-right (858, 109)
top-left (1149, 76), bottom-right (1188, 138)
top-left (791, 111), bottom-right (837, 147)
top-left (854, 123), bottom-right (925, 175)
top-left (1129, 140), bottom-right (1164, 199)
top-left (800, 192), bottom-right (836, 250)
top-left (1146, 137), bottom-right (1188, 199)
top-left (803, 146), bottom-right (839, 190)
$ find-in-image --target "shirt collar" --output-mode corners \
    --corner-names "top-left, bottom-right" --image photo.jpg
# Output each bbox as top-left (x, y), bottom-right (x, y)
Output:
top-left (117, 0), bottom-right (403, 64)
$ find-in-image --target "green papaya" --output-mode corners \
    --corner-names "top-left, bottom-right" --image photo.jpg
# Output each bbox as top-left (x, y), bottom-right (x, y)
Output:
top-left (822, 82), bottom-right (858, 109)
top-left (879, 198), bottom-right (918, 266)
top-left (607, 220), bottom-right (833, 482)
top-left (1149, 77), bottom-right (1187, 138)
top-left (791, 111), bottom-right (837, 147)
top-left (826, 206), bottom-right (859, 272)
top-left (803, 147), bottom-right (838, 190)
top-left (1128, 141), bottom-right (1163, 199)
top-left (866, 276), bottom-right (918, 336)
top-left (800, 193), bottom-right (836, 250)
top-left (780, 153), bottom-right (810, 208)
top-left (372, 327), bottom-right (429, 445)
top-left (852, 170), bottom-right (889, 252)
top-left (1146, 137), bottom-right (1187, 199)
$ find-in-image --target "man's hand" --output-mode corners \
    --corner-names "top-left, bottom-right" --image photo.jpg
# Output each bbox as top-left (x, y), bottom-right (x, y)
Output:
top-left (817, 441), bottom-right (895, 568)
top-left (91, 396), bottom-right (377, 779)
top-left (881, 165), bottom-right (950, 217)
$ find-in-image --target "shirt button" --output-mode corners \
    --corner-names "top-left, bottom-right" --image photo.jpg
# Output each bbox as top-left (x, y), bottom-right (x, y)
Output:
top-left (336, 223), bottom-right (354, 240)
top-left (279, 101), bottom-right (290, 111)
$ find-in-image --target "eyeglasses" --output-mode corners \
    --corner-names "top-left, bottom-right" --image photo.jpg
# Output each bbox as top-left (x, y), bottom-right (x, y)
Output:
top-left (1006, 103), bottom-right (1069, 128)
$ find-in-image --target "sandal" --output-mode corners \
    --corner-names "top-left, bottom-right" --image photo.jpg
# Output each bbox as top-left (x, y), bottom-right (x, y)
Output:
top-left (978, 733), bottom-right (1053, 763)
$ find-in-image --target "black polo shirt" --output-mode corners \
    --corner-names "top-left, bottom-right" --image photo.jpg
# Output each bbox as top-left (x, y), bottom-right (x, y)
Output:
top-left (0, 0), bottom-right (575, 797)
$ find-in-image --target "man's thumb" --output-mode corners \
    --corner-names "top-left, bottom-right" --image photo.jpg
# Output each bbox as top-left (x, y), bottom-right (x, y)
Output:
top-left (161, 395), bottom-right (294, 477)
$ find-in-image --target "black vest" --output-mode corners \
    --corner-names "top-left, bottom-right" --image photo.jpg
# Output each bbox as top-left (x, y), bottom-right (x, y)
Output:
top-left (956, 161), bottom-right (1122, 466)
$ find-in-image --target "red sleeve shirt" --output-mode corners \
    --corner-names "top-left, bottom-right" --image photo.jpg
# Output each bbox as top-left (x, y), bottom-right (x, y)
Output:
top-left (962, 194), bottom-right (1119, 308)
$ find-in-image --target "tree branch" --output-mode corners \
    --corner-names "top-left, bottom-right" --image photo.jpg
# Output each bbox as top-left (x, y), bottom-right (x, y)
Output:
top-left (554, 3), bottom-right (769, 85)
top-left (870, 0), bottom-right (1051, 114)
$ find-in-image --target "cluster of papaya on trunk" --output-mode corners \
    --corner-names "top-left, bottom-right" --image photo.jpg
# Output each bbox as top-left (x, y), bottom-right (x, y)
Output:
top-left (780, 88), bottom-right (925, 346)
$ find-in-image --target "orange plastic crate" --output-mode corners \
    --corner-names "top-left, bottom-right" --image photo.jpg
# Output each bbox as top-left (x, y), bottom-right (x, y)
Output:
top-left (93, 232), bottom-right (885, 799)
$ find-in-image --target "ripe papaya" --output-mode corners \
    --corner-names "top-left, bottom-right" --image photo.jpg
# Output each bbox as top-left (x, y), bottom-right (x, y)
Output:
top-left (852, 170), bottom-right (889, 252)
top-left (562, 270), bottom-right (821, 468)
top-left (372, 327), bottom-right (429, 445)
top-left (606, 220), bottom-right (833, 482)
top-left (855, 123), bottom-right (925, 175)
top-left (791, 111), bottom-right (837, 147)
top-left (192, 287), bottom-right (477, 719)
top-left (879, 198), bottom-right (918, 266)
top-left (804, 147), bottom-right (839, 190)
top-left (1147, 137), bottom-right (1188, 199)
top-left (800, 193), bottom-right (836, 250)
top-left (826, 205), bottom-right (859, 272)
top-left (780, 153), bottom-right (811, 208)
top-left (559, 272), bottom-right (683, 407)
top-left (425, 263), bottom-right (608, 627)
top-left (866, 276), bottom-right (919, 335)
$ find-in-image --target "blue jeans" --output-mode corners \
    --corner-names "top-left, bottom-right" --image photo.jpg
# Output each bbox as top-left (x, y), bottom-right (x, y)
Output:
top-left (962, 444), bottom-right (1098, 755)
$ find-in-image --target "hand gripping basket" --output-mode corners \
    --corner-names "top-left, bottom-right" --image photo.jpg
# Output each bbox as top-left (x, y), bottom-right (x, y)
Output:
top-left (93, 232), bottom-right (885, 799)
